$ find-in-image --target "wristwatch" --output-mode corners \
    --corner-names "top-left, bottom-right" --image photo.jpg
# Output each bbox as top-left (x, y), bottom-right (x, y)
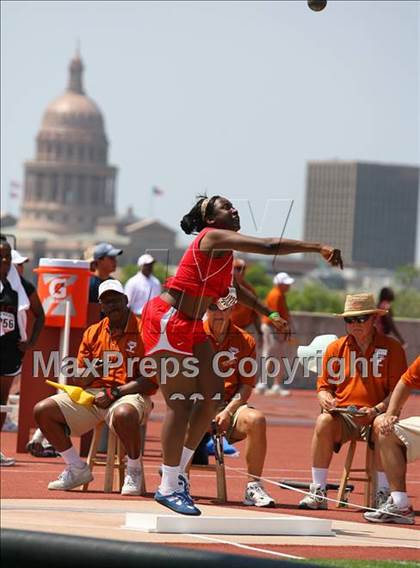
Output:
top-left (111, 386), bottom-right (121, 400)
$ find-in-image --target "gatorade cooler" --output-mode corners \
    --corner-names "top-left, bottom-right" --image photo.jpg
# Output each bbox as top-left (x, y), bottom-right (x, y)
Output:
top-left (34, 259), bottom-right (90, 328)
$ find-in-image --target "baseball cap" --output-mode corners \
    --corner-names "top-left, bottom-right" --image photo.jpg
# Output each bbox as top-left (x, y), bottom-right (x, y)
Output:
top-left (11, 249), bottom-right (29, 265)
top-left (93, 242), bottom-right (123, 260)
top-left (137, 253), bottom-right (155, 266)
top-left (273, 272), bottom-right (294, 286)
top-left (98, 280), bottom-right (126, 300)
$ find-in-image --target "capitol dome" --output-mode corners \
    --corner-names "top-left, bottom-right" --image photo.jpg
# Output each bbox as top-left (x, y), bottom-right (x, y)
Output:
top-left (36, 52), bottom-right (108, 163)
top-left (19, 52), bottom-right (117, 235)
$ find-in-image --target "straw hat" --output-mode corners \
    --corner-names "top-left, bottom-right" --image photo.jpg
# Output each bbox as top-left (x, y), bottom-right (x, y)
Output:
top-left (335, 293), bottom-right (387, 318)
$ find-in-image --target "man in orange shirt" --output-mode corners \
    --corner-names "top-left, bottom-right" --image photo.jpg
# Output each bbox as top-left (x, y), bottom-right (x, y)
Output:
top-left (364, 356), bottom-right (419, 524)
top-left (34, 280), bottom-right (157, 495)
top-left (258, 272), bottom-right (294, 396)
top-left (298, 293), bottom-right (407, 510)
top-left (203, 302), bottom-right (275, 507)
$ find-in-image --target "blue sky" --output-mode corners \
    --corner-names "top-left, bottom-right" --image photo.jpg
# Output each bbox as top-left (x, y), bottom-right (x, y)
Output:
top-left (1, 1), bottom-right (419, 261)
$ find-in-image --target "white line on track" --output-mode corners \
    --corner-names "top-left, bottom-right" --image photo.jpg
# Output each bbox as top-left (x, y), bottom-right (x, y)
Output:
top-left (184, 533), bottom-right (305, 560)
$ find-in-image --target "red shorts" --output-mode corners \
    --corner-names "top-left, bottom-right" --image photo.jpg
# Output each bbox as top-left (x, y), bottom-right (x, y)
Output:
top-left (141, 296), bottom-right (207, 356)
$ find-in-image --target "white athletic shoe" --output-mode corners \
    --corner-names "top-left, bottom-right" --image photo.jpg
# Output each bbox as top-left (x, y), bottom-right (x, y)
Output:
top-left (375, 487), bottom-right (391, 509)
top-left (254, 383), bottom-right (267, 394)
top-left (243, 482), bottom-right (275, 507)
top-left (364, 497), bottom-right (415, 525)
top-left (121, 468), bottom-right (142, 496)
top-left (48, 463), bottom-right (93, 490)
top-left (298, 483), bottom-right (328, 510)
top-left (265, 385), bottom-right (291, 397)
top-left (0, 452), bottom-right (16, 467)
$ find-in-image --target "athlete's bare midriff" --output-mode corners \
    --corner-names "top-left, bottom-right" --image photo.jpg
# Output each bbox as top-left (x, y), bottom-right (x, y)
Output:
top-left (161, 288), bottom-right (214, 320)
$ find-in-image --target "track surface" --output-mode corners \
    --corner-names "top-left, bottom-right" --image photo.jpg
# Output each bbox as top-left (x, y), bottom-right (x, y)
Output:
top-left (1, 390), bottom-right (419, 561)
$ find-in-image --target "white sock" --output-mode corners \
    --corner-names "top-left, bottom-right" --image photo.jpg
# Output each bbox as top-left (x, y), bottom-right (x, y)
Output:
top-left (391, 491), bottom-right (409, 509)
top-left (159, 464), bottom-right (180, 495)
top-left (31, 428), bottom-right (45, 444)
top-left (179, 447), bottom-right (195, 473)
top-left (312, 467), bottom-right (328, 489)
top-left (127, 456), bottom-right (141, 471)
top-left (60, 446), bottom-right (85, 469)
top-left (376, 471), bottom-right (389, 490)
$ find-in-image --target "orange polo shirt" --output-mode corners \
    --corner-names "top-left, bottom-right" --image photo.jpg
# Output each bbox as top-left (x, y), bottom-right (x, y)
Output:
top-left (231, 280), bottom-right (258, 329)
top-left (77, 312), bottom-right (158, 393)
top-left (262, 286), bottom-right (289, 325)
top-left (203, 320), bottom-right (256, 401)
top-left (401, 356), bottom-right (420, 390)
top-left (317, 332), bottom-right (407, 407)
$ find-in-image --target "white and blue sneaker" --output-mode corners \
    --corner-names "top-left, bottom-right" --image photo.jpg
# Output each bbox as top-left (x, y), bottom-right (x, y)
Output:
top-left (154, 489), bottom-right (201, 516)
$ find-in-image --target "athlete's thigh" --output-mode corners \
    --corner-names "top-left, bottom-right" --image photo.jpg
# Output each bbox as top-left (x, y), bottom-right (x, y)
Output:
top-left (152, 350), bottom-right (198, 405)
top-left (193, 338), bottom-right (224, 400)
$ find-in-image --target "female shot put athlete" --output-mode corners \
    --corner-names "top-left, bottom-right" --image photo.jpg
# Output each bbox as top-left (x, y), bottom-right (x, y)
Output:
top-left (142, 195), bottom-right (343, 515)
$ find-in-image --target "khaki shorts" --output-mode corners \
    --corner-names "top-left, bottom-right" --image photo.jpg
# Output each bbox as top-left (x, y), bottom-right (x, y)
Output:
top-left (51, 388), bottom-right (152, 437)
top-left (329, 411), bottom-right (371, 453)
top-left (393, 416), bottom-right (420, 463)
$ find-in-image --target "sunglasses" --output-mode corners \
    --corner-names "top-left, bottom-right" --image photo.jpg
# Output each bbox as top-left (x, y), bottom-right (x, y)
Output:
top-left (344, 315), bottom-right (371, 324)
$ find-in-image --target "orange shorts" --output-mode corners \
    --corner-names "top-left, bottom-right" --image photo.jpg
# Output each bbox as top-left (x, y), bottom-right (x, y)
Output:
top-left (141, 296), bottom-right (207, 356)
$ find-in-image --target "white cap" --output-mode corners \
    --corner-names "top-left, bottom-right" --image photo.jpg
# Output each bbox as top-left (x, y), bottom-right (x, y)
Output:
top-left (11, 249), bottom-right (29, 265)
top-left (273, 272), bottom-right (294, 285)
top-left (98, 279), bottom-right (126, 300)
top-left (137, 253), bottom-right (155, 266)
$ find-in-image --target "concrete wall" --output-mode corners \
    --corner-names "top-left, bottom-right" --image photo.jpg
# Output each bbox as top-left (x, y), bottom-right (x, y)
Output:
top-left (286, 312), bottom-right (420, 390)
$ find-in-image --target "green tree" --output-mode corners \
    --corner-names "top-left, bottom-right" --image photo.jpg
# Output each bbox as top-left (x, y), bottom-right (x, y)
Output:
top-left (395, 265), bottom-right (420, 288)
top-left (393, 288), bottom-right (420, 318)
top-left (287, 283), bottom-right (344, 314)
top-left (244, 263), bottom-right (272, 299)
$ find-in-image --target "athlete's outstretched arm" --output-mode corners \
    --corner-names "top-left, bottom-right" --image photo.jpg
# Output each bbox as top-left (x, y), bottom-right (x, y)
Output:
top-left (234, 281), bottom-right (289, 334)
top-left (203, 230), bottom-right (343, 268)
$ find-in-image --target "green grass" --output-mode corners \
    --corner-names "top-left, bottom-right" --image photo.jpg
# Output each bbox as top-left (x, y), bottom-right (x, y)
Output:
top-left (298, 560), bottom-right (419, 568)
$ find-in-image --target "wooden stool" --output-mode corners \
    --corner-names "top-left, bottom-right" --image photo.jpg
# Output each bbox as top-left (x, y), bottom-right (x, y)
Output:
top-left (189, 462), bottom-right (227, 503)
top-left (189, 428), bottom-right (227, 503)
top-left (82, 422), bottom-right (146, 494)
top-left (336, 439), bottom-right (376, 508)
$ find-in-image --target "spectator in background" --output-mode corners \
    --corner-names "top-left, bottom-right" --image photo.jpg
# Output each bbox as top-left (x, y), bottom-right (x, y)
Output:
top-left (205, 302), bottom-right (275, 507)
top-left (2, 250), bottom-right (44, 434)
top-left (257, 272), bottom-right (294, 397)
top-left (33, 280), bottom-right (157, 494)
top-left (298, 293), bottom-right (407, 511)
top-left (364, 356), bottom-right (420, 525)
top-left (88, 242), bottom-right (123, 303)
top-left (0, 238), bottom-right (45, 465)
top-left (124, 254), bottom-right (161, 315)
top-left (375, 288), bottom-right (406, 347)
top-left (364, 356), bottom-right (419, 525)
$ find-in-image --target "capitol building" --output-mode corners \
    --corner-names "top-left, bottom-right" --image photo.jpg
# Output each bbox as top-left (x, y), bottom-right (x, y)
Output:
top-left (2, 52), bottom-right (177, 271)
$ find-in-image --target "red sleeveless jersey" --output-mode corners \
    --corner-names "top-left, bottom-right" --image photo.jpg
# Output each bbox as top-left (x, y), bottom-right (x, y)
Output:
top-left (165, 227), bottom-right (233, 298)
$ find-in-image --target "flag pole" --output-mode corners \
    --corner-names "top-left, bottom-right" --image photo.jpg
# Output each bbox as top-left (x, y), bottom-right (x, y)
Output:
top-left (149, 188), bottom-right (154, 218)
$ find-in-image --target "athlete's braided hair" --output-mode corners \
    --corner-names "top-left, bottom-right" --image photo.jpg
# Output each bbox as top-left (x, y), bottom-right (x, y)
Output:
top-left (180, 194), bottom-right (220, 235)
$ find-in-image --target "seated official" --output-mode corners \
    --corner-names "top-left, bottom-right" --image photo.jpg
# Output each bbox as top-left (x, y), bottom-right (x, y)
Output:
top-left (299, 293), bottom-right (407, 510)
top-left (204, 302), bottom-right (275, 507)
top-left (364, 356), bottom-right (419, 525)
top-left (34, 280), bottom-right (157, 495)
